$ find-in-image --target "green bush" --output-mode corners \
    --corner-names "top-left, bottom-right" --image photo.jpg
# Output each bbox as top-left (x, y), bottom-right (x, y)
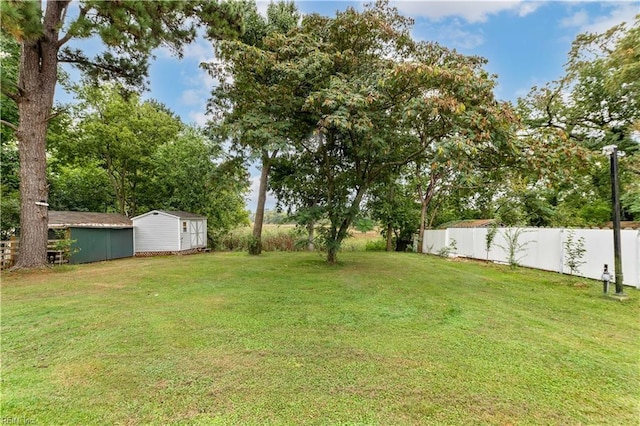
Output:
top-left (365, 238), bottom-right (387, 251)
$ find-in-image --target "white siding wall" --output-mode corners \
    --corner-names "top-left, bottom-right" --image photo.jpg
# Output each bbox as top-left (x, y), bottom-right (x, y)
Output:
top-left (134, 214), bottom-right (179, 252)
top-left (424, 227), bottom-right (640, 288)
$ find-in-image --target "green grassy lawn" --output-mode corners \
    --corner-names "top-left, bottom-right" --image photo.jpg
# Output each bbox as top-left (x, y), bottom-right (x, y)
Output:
top-left (1, 252), bottom-right (638, 425)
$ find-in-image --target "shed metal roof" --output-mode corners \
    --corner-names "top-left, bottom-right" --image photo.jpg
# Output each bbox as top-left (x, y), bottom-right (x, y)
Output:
top-left (157, 210), bottom-right (207, 219)
top-left (133, 210), bottom-right (207, 220)
top-left (48, 211), bottom-right (133, 229)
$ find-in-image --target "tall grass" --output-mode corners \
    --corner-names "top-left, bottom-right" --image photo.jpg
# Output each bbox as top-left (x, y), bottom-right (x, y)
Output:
top-left (217, 225), bottom-right (305, 252)
top-left (217, 225), bottom-right (383, 253)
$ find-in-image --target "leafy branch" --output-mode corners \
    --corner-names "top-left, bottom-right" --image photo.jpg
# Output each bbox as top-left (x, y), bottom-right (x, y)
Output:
top-left (497, 228), bottom-right (531, 269)
top-left (564, 231), bottom-right (586, 276)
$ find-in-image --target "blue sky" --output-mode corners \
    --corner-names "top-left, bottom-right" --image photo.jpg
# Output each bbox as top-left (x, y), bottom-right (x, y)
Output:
top-left (58, 1), bottom-right (640, 211)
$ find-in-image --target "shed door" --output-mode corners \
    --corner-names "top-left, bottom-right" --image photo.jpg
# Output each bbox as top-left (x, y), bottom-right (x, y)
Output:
top-left (190, 220), bottom-right (205, 248)
top-left (181, 220), bottom-right (191, 250)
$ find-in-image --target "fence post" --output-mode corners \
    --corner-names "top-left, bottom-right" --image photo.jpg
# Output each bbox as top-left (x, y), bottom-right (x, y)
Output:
top-left (636, 230), bottom-right (640, 288)
top-left (10, 236), bottom-right (18, 268)
top-left (445, 228), bottom-right (450, 256)
top-left (559, 228), bottom-right (564, 274)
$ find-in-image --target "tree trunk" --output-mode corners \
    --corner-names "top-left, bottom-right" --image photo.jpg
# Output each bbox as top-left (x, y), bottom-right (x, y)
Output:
top-left (386, 222), bottom-right (393, 251)
top-left (325, 186), bottom-right (367, 264)
top-left (418, 198), bottom-right (428, 254)
top-left (16, 98), bottom-right (50, 268)
top-left (327, 244), bottom-right (338, 264)
top-left (306, 221), bottom-right (315, 252)
top-left (250, 150), bottom-right (275, 255)
top-left (417, 172), bottom-right (438, 254)
top-left (326, 221), bottom-right (344, 264)
top-left (14, 2), bottom-right (66, 268)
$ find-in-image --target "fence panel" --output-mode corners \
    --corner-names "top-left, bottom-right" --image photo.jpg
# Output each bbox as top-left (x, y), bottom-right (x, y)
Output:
top-left (1, 239), bottom-right (19, 269)
top-left (423, 227), bottom-right (640, 288)
top-left (423, 230), bottom-right (448, 255)
top-left (448, 228), bottom-right (474, 258)
top-left (471, 228), bottom-right (489, 260)
top-left (516, 228), bottom-right (564, 273)
top-left (0, 240), bottom-right (69, 269)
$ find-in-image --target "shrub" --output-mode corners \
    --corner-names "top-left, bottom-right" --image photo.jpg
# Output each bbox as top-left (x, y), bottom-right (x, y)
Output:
top-left (497, 228), bottom-right (531, 269)
top-left (564, 231), bottom-right (586, 276)
top-left (365, 239), bottom-right (387, 251)
top-left (436, 239), bottom-right (457, 257)
top-left (485, 224), bottom-right (498, 260)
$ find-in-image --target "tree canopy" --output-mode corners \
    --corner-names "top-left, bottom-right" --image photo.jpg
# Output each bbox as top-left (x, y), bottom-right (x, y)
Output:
top-left (47, 83), bottom-right (250, 244)
top-left (210, 1), bottom-right (519, 263)
top-left (516, 14), bottom-right (639, 225)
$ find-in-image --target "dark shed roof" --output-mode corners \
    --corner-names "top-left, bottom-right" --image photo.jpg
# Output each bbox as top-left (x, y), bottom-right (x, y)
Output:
top-left (437, 219), bottom-right (497, 229)
top-left (48, 211), bottom-right (133, 229)
top-left (602, 221), bottom-right (640, 230)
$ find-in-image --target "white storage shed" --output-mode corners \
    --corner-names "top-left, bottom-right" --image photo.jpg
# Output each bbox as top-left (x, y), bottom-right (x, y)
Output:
top-left (133, 210), bottom-right (207, 255)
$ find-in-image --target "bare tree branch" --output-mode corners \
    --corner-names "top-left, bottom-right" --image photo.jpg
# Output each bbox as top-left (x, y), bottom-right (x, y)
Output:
top-left (1, 86), bottom-right (20, 103)
top-left (47, 111), bottom-right (63, 122)
top-left (57, 5), bottom-right (88, 48)
top-left (1, 119), bottom-right (18, 132)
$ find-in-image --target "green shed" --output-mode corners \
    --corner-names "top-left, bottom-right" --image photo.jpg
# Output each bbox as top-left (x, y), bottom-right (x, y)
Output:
top-left (48, 211), bottom-right (133, 264)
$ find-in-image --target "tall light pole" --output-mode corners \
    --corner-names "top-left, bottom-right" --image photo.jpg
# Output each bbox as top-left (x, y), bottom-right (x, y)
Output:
top-left (602, 145), bottom-right (624, 294)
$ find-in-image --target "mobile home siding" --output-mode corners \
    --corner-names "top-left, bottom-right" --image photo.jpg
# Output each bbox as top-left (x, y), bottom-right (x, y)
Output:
top-left (134, 214), bottom-right (179, 252)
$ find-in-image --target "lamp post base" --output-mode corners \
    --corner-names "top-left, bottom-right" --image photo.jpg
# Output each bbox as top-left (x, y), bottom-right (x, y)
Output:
top-left (606, 292), bottom-right (630, 301)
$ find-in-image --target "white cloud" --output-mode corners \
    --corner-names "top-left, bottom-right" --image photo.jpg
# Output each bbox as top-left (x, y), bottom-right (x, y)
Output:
top-left (180, 89), bottom-right (201, 106)
top-left (176, 68), bottom-right (214, 125)
top-left (187, 111), bottom-right (209, 127)
top-left (175, 36), bottom-right (223, 127)
top-left (248, 175), bottom-right (261, 210)
top-left (392, 0), bottom-right (540, 23)
top-left (437, 20), bottom-right (485, 49)
top-left (517, 2), bottom-right (540, 17)
top-left (411, 17), bottom-right (485, 50)
top-left (561, 3), bottom-right (639, 34)
top-left (582, 3), bottom-right (639, 34)
top-left (514, 86), bottom-right (530, 99)
top-left (154, 45), bottom-right (174, 59)
top-left (180, 65), bottom-right (218, 99)
top-left (182, 38), bottom-right (216, 63)
top-left (561, 9), bottom-right (589, 28)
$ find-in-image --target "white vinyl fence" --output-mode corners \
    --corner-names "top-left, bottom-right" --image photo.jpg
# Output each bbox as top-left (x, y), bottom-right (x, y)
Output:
top-left (422, 227), bottom-right (640, 288)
